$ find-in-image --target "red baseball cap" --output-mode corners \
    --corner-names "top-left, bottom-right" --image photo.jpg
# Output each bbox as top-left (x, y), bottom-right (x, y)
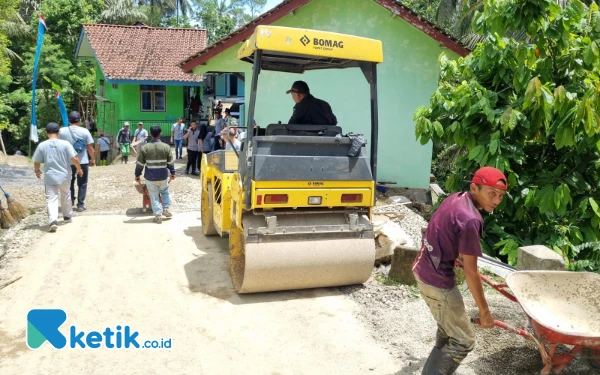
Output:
top-left (471, 167), bottom-right (508, 190)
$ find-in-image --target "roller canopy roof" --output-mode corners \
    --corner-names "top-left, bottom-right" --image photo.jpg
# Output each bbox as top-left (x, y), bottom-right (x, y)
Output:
top-left (237, 26), bottom-right (383, 73)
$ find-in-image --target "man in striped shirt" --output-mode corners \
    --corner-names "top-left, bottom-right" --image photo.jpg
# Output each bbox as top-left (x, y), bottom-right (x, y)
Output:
top-left (135, 126), bottom-right (176, 224)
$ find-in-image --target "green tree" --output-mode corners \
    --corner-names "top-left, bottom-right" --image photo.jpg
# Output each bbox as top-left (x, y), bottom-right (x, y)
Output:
top-left (41, 0), bottom-right (103, 58)
top-left (240, 0), bottom-right (266, 18)
top-left (0, 0), bottom-right (21, 137)
top-left (400, 0), bottom-right (441, 25)
top-left (0, 0), bottom-right (21, 62)
top-left (194, 0), bottom-right (247, 43)
top-left (415, 0), bottom-right (600, 271)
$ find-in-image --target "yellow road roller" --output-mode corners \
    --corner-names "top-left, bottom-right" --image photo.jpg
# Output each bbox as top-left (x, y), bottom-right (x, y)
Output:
top-left (200, 25), bottom-right (383, 293)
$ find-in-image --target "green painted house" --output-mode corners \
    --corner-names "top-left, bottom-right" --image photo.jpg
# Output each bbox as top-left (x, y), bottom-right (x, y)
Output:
top-left (180, 0), bottom-right (469, 188)
top-left (76, 23), bottom-right (207, 137)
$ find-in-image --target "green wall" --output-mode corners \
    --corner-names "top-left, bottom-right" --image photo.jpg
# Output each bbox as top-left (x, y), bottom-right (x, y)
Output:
top-left (192, 0), bottom-right (459, 188)
top-left (95, 62), bottom-right (185, 136)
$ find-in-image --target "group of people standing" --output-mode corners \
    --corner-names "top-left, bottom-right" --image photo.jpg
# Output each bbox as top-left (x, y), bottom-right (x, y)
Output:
top-left (169, 110), bottom-right (242, 175)
top-left (114, 121), bottom-right (150, 164)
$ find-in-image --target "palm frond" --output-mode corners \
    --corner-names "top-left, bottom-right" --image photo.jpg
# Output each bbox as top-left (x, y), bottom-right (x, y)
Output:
top-left (459, 33), bottom-right (486, 50)
top-left (177, 0), bottom-right (192, 16)
top-left (101, 0), bottom-right (148, 23)
top-left (0, 13), bottom-right (30, 39)
top-left (2, 47), bottom-right (23, 62)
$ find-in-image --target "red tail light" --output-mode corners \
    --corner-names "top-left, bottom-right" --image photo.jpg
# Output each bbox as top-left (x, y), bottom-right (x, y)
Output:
top-left (341, 194), bottom-right (363, 203)
top-left (264, 194), bottom-right (288, 204)
top-left (256, 195), bottom-right (263, 205)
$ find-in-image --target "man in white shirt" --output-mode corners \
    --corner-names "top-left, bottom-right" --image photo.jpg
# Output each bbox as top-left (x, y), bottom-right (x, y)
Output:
top-left (223, 128), bottom-right (241, 152)
top-left (34, 122), bottom-right (84, 232)
top-left (170, 117), bottom-right (186, 160)
top-left (133, 121), bottom-right (149, 155)
top-left (58, 111), bottom-right (95, 212)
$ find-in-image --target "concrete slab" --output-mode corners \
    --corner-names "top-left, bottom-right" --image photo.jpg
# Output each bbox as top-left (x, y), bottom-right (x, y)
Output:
top-left (517, 245), bottom-right (565, 271)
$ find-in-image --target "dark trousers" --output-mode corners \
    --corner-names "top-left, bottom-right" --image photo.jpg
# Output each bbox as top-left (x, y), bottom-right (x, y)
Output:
top-left (70, 164), bottom-right (89, 208)
top-left (186, 150), bottom-right (199, 173)
top-left (213, 136), bottom-right (222, 151)
top-left (100, 151), bottom-right (108, 161)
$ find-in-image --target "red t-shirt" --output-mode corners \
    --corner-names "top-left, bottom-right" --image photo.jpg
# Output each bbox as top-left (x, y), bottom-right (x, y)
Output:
top-left (412, 192), bottom-right (483, 289)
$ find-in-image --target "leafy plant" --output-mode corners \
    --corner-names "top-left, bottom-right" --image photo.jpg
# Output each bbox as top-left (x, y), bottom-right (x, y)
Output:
top-left (415, 0), bottom-right (600, 271)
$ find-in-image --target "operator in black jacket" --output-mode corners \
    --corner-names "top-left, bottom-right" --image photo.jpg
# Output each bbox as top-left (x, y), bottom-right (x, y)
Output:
top-left (286, 81), bottom-right (338, 126)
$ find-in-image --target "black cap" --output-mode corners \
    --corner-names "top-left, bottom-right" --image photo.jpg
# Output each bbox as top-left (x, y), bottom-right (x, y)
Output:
top-left (68, 111), bottom-right (81, 124)
top-left (46, 122), bottom-right (61, 133)
top-left (286, 81), bottom-right (310, 94)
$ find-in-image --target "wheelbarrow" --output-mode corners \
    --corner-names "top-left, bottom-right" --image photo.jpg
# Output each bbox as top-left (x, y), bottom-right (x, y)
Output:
top-left (134, 180), bottom-right (164, 213)
top-left (474, 270), bottom-right (600, 374)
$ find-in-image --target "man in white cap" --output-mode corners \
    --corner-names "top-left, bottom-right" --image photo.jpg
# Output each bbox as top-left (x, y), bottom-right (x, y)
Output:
top-left (133, 121), bottom-right (148, 155)
top-left (222, 118), bottom-right (241, 152)
top-left (117, 122), bottom-right (132, 164)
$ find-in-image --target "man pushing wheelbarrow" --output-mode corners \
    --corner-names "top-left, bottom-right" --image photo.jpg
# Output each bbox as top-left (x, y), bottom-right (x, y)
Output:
top-left (134, 125), bottom-right (176, 224)
top-left (412, 167), bottom-right (507, 374)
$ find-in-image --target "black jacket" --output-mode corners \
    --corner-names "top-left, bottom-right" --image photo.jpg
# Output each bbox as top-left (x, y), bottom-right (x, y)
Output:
top-left (288, 94), bottom-right (338, 126)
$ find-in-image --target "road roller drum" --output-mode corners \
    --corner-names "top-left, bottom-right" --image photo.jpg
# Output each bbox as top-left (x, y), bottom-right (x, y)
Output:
top-left (230, 214), bottom-right (375, 293)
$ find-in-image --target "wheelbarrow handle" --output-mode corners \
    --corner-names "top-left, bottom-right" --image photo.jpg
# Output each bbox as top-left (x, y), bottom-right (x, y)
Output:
top-left (471, 318), bottom-right (532, 339)
top-left (479, 273), bottom-right (519, 303)
top-left (455, 260), bottom-right (518, 303)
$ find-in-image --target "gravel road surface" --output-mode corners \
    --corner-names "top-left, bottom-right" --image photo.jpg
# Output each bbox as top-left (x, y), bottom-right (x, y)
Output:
top-left (0, 154), bottom-right (595, 374)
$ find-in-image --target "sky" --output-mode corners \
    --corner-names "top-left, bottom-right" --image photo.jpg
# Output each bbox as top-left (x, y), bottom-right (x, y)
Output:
top-left (264, 0), bottom-right (283, 12)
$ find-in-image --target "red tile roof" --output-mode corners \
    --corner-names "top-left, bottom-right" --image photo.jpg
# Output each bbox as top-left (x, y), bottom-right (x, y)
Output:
top-left (179, 0), bottom-right (469, 73)
top-left (81, 24), bottom-right (207, 83)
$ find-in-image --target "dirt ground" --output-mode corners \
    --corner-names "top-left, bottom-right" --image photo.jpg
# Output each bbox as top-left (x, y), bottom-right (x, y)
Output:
top-left (0, 154), bottom-right (596, 374)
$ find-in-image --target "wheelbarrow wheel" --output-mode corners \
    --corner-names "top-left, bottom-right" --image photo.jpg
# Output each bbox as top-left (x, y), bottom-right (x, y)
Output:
top-left (583, 348), bottom-right (600, 371)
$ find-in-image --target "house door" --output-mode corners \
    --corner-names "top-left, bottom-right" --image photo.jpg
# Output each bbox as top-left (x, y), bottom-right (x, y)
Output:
top-left (229, 74), bottom-right (238, 97)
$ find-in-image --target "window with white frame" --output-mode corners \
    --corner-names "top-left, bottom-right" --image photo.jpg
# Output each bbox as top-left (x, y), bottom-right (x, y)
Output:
top-left (140, 85), bottom-right (166, 112)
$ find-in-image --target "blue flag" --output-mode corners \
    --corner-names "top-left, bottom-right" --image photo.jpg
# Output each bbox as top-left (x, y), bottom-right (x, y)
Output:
top-left (55, 91), bottom-right (68, 127)
top-left (30, 15), bottom-right (47, 143)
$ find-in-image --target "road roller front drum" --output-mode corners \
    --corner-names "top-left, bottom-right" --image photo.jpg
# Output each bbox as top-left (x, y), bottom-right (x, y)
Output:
top-left (229, 215), bottom-right (375, 294)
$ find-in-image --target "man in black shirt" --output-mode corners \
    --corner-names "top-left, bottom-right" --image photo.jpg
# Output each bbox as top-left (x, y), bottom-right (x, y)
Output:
top-left (286, 81), bottom-right (337, 126)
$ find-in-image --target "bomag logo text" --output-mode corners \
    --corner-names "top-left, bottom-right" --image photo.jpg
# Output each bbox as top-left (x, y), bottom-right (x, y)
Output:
top-left (312, 38), bottom-right (344, 51)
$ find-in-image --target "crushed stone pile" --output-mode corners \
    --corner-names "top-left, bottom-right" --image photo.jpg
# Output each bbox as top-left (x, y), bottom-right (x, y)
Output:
top-left (373, 202), bottom-right (429, 247)
top-left (340, 279), bottom-right (415, 309)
